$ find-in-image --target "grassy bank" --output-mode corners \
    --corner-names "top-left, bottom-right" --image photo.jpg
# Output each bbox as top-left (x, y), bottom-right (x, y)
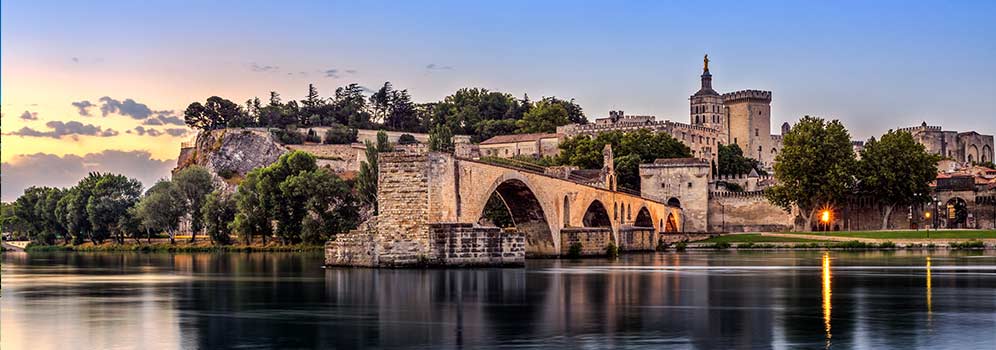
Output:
top-left (24, 241), bottom-right (323, 253)
top-left (791, 230), bottom-right (996, 240)
top-left (697, 234), bottom-right (823, 244)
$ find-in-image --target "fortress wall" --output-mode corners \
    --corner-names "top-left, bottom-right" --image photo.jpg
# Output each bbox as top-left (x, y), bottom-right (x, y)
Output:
top-left (285, 143), bottom-right (363, 173)
top-left (374, 152), bottom-right (433, 266)
top-left (708, 193), bottom-right (795, 232)
top-left (619, 228), bottom-right (656, 251)
top-left (560, 228), bottom-right (613, 256)
top-left (429, 224), bottom-right (525, 266)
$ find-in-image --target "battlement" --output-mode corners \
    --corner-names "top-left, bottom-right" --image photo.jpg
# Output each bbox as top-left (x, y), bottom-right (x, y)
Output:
top-left (722, 90), bottom-right (772, 103)
top-left (897, 124), bottom-right (943, 133)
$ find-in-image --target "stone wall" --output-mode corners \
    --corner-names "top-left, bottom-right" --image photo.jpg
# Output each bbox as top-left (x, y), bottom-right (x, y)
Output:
top-left (285, 143), bottom-right (363, 173)
top-left (708, 192), bottom-right (796, 232)
top-left (560, 227), bottom-right (613, 256)
top-left (325, 224), bottom-right (378, 267)
top-left (619, 228), bottom-right (655, 251)
top-left (639, 159), bottom-right (710, 232)
top-left (429, 223), bottom-right (525, 266)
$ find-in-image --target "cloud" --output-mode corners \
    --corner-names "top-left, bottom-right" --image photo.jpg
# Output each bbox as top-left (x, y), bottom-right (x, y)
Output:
top-left (72, 57), bottom-right (79, 63)
top-left (72, 100), bottom-right (94, 116)
top-left (324, 69), bottom-right (340, 78)
top-left (250, 63), bottom-right (279, 72)
top-left (142, 118), bottom-right (163, 126)
top-left (426, 63), bottom-right (453, 71)
top-left (165, 128), bottom-right (190, 137)
top-left (98, 96), bottom-right (153, 119)
top-left (5, 121), bottom-right (119, 139)
top-left (127, 126), bottom-right (163, 137)
top-left (19, 111), bottom-right (38, 120)
top-left (1, 150), bottom-right (175, 201)
top-left (345, 69), bottom-right (357, 74)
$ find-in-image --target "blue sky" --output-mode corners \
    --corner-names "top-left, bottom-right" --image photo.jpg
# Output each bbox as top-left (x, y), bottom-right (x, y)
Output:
top-left (2, 0), bottom-right (995, 199)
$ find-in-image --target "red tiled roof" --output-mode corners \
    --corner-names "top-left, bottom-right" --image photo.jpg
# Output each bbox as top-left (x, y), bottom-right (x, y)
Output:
top-left (480, 133), bottom-right (559, 145)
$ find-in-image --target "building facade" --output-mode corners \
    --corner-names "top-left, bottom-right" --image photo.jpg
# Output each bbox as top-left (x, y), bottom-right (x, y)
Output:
top-left (896, 122), bottom-right (993, 164)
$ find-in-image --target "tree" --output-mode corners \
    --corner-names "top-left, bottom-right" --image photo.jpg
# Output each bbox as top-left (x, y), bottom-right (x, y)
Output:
top-left (717, 143), bottom-right (764, 175)
top-left (516, 99), bottom-right (569, 134)
top-left (398, 133), bottom-right (418, 145)
top-left (369, 82), bottom-right (394, 124)
top-left (58, 175), bottom-right (101, 245)
top-left (135, 179), bottom-right (186, 244)
top-left (323, 123), bottom-right (358, 144)
top-left (765, 116), bottom-right (856, 230)
top-left (13, 187), bottom-right (50, 244)
top-left (173, 165), bottom-right (216, 242)
top-left (184, 96), bottom-right (244, 130)
top-left (428, 124), bottom-right (454, 152)
top-left (36, 187), bottom-right (67, 244)
top-left (86, 174), bottom-right (142, 244)
top-left (331, 83), bottom-right (371, 128)
top-left (857, 130), bottom-right (941, 229)
top-left (355, 141), bottom-right (380, 214)
top-left (202, 190), bottom-right (236, 245)
top-left (283, 168), bottom-right (358, 244)
top-left (385, 89), bottom-right (420, 131)
top-left (232, 171), bottom-right (272, 245)
top-left (556, 129), bottom-right (692, 190)
top-left (542, 97), bottom-right (587, 125)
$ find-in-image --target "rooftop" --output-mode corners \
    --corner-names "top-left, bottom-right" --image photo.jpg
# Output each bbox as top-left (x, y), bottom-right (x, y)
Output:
top-left (480, 133), bottom-right (559, 145)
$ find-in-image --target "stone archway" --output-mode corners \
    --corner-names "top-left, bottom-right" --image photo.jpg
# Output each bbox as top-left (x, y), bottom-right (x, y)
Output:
top-left (634, 207), bottom-right (653, 228)
top-left (477, 178), bottom-right (556, 255)
top-left (983, 145), bottom-right (992, 163)
top-left (945, 197), bottom-right (968, 228)
top-left (667, 197), bottom-right (682, 208)
top-left (664, 213), bottom-right (679, 232)
top-left (583, 200), bottom-right (612, 228)
top-left (968, 145), bottom-right (979, 163)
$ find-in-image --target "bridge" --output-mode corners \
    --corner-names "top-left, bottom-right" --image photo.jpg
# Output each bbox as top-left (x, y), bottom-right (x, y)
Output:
top-left (326, 149), bottom-right (684, 267)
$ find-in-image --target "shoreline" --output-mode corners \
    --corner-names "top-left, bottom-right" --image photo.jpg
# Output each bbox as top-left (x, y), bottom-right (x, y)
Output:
top-left (15, 242), bottom-right (323, 253)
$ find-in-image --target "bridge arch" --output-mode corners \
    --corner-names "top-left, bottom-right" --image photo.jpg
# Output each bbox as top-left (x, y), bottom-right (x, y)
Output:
top-left (583, 200), bottom-right (612, 228)
top-left (634, 206), bottom-right (654, 228)
top-left (664, 213), bottom-right (679, 232)
top-left (477, 176), bottom-right (557, 255)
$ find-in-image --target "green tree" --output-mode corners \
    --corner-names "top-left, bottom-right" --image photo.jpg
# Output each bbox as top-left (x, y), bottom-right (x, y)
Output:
top-left (36, 187), bottom-right (68, 244)
top-left (135, 179), bottom-right (186, 244)
top-left (857, 130), bottom-right (941, 229)
top-left (541, 96), bottom-right (586, 125)
top-left (323, 123), bottom-right (358, 144)
top-left (385, 89), bottom-right (420, 131)
top-left (717, 143), bottom-right (764, 175)
top-left (232, 171), bottom-right (272, 244)
top-left (331, 83), bottom-right (371, 128)
top-left (13, 187), bottom-right (50, 244)
top-left (172, 165), bottom-right (216, 242)
top-left (516, 99), bottom-right (569, 134)
top-left (184, 96), bottom-right (245, 130)
top-left (765, 116), bottom-right (856, 230)
top-left (369, 82), bottom-right (394, 124)
top-left (398, 133), bottom-right (419, 145)
top-left (556, 129), bottom-right (692, 190)
top-left (86, 174), bottom-right (142, 244)
top-left (283, 168), bottom-right (358, 244)
top-left (201, 190), bottom-right (236, 245)
top-left (355, 141), bottom-right (380, 214)
top-left (428, 124), bottom-right (454, 152)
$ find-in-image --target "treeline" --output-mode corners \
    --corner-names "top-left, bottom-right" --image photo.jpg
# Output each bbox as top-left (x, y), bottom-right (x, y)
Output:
top-left (766, 116), bottom-right (941, 230)
top-left (185, 82), bottom-right (587, 143)
top-left (2, 131), bottom-right (404, 246)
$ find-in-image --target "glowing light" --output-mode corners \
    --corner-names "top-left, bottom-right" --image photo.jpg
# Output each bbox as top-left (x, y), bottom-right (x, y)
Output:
top-left (926, 257), bottom-right (933, 323)
top-left (820, 210), bottom-right (831, 224)
top-left (924, 211), bottom-right (931, 219)
top-left (822, 252), bottom-right (832, 348)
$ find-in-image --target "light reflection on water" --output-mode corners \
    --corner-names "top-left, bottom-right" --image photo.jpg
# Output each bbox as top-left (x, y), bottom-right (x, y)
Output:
top-left (2, 250), bottom-right (996, 349)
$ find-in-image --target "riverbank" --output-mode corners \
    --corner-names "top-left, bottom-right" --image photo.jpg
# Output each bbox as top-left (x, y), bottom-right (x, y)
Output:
top-left (20, 240), bottom-right (323, 253)
top-left (688, 232), bottom-right (994, 250)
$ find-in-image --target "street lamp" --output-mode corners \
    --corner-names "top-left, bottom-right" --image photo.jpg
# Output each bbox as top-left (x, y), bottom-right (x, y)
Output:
top-left (924, 211), bottom-right (932, 241)
top-left (821, 210), bottom-right (832, 233)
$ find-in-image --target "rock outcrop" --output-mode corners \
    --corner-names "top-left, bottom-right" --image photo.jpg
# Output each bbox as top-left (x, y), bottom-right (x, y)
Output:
top-left (176, 128), bottom-right (288, 191)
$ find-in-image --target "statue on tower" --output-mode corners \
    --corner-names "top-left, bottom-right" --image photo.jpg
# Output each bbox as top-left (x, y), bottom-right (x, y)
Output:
top-left (703, 54), bottom-right (710, 71)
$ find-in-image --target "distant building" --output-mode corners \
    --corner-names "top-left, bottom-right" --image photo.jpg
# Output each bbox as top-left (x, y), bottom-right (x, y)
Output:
top-left (478, 133), bottom-right (560, 158)
top-left (897, 122), bottom-right (993, 164)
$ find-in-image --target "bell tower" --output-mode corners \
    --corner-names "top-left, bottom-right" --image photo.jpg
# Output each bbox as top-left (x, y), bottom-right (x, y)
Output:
top-left (690, 54), bottom-right (724, 131)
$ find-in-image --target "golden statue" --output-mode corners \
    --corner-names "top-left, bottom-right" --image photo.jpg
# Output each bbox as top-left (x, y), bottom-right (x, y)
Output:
top-left (703, 54), bottom-right (710, 71)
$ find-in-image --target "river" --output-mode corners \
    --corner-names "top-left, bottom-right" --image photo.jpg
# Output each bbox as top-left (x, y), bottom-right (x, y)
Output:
top-left (2, 251), bottom-right (995, 349)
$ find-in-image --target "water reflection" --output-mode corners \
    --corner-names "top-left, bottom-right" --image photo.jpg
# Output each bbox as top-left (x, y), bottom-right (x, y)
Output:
top-left (3, 251), bottom-right (996, 349)
top-left (822, 252), bottom-right (832, 349)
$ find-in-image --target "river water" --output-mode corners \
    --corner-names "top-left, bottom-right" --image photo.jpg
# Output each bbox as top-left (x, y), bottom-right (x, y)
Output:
top-left (2, 251), bottom-right (995, 349)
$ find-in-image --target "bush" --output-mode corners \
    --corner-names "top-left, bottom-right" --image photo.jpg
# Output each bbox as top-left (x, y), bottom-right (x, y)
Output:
top-left (878, 241), bottom-right (897, 249)
top-left (710, 241), bottom-right (731, 250)
top-left (270, 128), bottom-right (304, 144)
top-left (304, 129), bottom-right (321, 143)
top-left (217, 168), bottom-right (237, 179)
top-left (398, 133), bottom-right (419, 145)
top-left (605, 242), bottom-right (619, 258)
top-left (656, 239), bottom-right (668, 251)
top-left (674, 242), bottom-right (687, 251)
top-left (832, 240), bottom-right (872, 249)
top-left (949, 240), bottom-right (986, 249)
top-left (323, 124), bottom-right (358, 144)
top-left (567, 243), bottom-right (583, 259)
top-left (737, 242), bottom-right (755, 249)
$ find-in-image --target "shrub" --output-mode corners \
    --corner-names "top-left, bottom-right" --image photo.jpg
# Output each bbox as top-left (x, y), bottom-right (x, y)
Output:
top-left (926, 243), bottom-right (937, 249)
top-left (710, 241), bottom-right (731, 250)
top-left (605, 242), bottom-right (619, 258)
top-left (270, 128), bottom-right (304, 144)
top-left (737, 242), bottom-right (755, 249)
top-left (304, 129), bottom-right (321, 143)
top-left (949, 240), bottom-right (986, 249)
top-left (832, 240), bottom-right (871, 249)
top-left (674, 242), bottom-right (687, 251)
top-left (878, 241), bottom-right (897, 249)
top-left (217, 168), bottom-right (237, 179)
top-left (398, 133), bottom-right (419, 145)
top-left (323, 124), bottom-right (358, 144)
top-left (656, 239), bottom-right (668, 251)
top-left (567, 243), bottom-right (583, 259)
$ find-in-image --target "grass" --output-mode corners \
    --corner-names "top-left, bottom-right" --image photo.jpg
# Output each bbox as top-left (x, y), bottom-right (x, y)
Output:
top-left (792, 230), bottom-right (996, 240)
top-left (698, 234), bottom-right (825, 244)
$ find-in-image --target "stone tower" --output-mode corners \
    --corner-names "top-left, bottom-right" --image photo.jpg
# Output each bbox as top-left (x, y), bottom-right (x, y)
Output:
top-left (689, 55), bottom-right (724, 131)
top-left (723, 90), bottom-right (773, 165)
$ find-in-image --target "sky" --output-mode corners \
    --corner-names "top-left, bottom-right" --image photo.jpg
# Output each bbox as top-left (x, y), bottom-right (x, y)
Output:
top-left (2, 0), bottom-right (995, 200)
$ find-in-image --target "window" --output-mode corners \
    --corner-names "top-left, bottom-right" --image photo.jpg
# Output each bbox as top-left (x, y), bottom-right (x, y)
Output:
top-left (688, 182), bottom-right (693, 188)
top-left (755, 128), bottom-right (759, 137)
